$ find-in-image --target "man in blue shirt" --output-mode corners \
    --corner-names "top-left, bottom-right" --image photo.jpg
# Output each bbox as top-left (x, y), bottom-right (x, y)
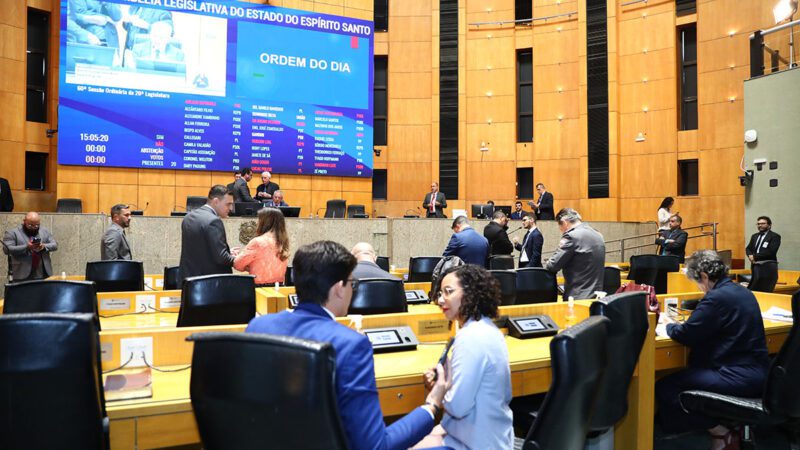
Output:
top-left (247, 241), bottom-right (446, 450)
top-left (443, 216), bottom-right (489, 266)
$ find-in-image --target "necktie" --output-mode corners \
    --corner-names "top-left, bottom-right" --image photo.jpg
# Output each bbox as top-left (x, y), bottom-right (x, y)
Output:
top-left (520, 231), bottom-right (530, 262)
top-left (430, 194), bottom-right (435, 213)
top-left (756, 233), bottom-right (765, 254)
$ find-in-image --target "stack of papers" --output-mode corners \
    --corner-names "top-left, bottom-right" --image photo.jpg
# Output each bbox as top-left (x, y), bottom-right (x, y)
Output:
top-left (762, 306), bottom-right (793, 323)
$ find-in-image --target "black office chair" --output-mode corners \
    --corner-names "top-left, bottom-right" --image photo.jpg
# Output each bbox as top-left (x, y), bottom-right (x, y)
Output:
top-left (748, 260), bottom-right (779, 293)
top-left (284, 266), bottom-right (294, 287)
top-left (85, 260), bottom-right (144, 292)
top-left (188, 332), bottom-right (348, 450)
top-left (186, 196), bottom-right (207, 212)
top-left (3, 279), bottom-right (100, 329)
top-left (0, 313), bottom-right (108, 449)
top-left (490, 270), bottom-right (517, 306)
top-left (348, 278), bottom-right (408, 315)
top-left (408, 256), bottom-right (443, 282)
top-left (56, 198), bottom-right (83, 213)
top-left (324, 200), bottom-right (347, 218)
top-left (177, 274), bottom-right (256, 327)
top-left (516, 316), bottom-right (610, 450)
top-left (680, 291), bottom-right (800, 448)
top-left (346, 204), bottom-right (367, 218)
top-left (603, 266), bottom-right (622, 294)
top-left (489, 255), bottom-right (516, 270)
top-left (376, 256), bottom-right (390, 272)
top-left (515, 267), bottom-right (558, 304)
top-left (163, 266), bottom-right (180, 290)
top-left (629, 255), bottom-right (679, 294)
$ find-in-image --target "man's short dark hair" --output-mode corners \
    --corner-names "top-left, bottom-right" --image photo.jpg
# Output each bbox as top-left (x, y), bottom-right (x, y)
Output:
top-left (492, 210), bottom-right (506, 220)
top-left (515, 201), bottom-right (522, 206)
top-left (208, 184), bottom-right (232, 200)
top-left (232, 170), bottom-right (241, 176)
top-left (452, 215), bottom-right (469, 230)
top-left (241, 167), bottom-right (253, 176)
top-left (110, 203), bottom-right (128, 217)
top-left (293, 241), bottom-right (357, 305)
top-left (757, 216), bottom-right (772, 226)
top-left (536, 183), bottom-right (545, 189)
top-left (671, 214), bottom-right (683, 225)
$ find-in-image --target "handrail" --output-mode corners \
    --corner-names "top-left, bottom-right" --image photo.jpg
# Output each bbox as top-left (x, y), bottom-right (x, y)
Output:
top-left (750, 17), bottom-right (800, 39)
top-left (469, 11), bottom-right (577, 28)
top-left (603, 222), bottom-right (716, 245)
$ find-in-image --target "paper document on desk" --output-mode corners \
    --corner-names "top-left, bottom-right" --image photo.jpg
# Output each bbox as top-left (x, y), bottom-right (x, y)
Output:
top-left (103, 367), bottom-right (153, 401)
top-left (762, 306), bottom-right (793, 323)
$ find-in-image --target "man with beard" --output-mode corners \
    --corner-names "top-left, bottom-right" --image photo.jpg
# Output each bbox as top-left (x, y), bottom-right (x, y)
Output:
top-left (2, 212), bottom-right (58, 281)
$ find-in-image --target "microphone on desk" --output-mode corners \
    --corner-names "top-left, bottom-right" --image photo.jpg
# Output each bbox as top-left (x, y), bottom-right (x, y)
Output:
top-left (508, 226), bottom-right (524, 234)
top-left (315, 207), bottom-right (326, 218)
top-left (404, 209), bottom-right (420, 218)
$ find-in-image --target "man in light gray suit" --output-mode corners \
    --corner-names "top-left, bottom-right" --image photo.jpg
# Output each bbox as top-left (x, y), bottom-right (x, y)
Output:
top-left (178, 185), bottom-right (237, 283)
top-left (350, 242), bottom-right (399, 281)
top-left (2, 211), bottom-right (58, 281)
top-left (101, 204), bottom-right (132, 260)
top-left (232, 167), bottom-right (256, 203)
top-left (544, 208), bottom-right (605, 300)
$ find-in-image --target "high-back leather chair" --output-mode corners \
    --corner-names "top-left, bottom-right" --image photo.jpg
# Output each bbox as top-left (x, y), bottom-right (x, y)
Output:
top-left (490, 270), bottom-right (517, 306)
top-left (283, 266), bottom-right (294, 287)
top-left (749, 260), bottom-right (779, 293)
top-left (603, 266), bottom-right (622, 294)
top-left (518, 316), bottom-right (610, 450)
top-left (324, 200), bottom-right (347, 218)
top-left (408, 256), bottom-right (443, 282)
top-left (186, 196), bottom-right (206, 212)
top-left (515, 267), bottom-right (558, 304)
top-left (376, 256), bottom-right (390, 272)
top-left (188, 332), bottom-right (348, 450)
top-left (177, 274), bottom-right (256, 327)
top-left (163, 266), bottom-right (180, 290)
top-left (56, 198), bottom-right (83, 213)
top-left (3, 280), bottom-right (100, 329)
top-left (587, 292), bottom-right (649, 434)
top-left (348, 278), bottom-right (408, 315)
top-left (0, 313), bottom-right (107, 449)
top-left (629, 255), bottom-right (679, 294)
top-left (346, 204), bottom-right (366, 218)
top-left (680, 290), bottom-right (800, 446)
top-left (85, 260), bottom-right (144, 293)
top-left (489, 255), bottom-right (515, 270)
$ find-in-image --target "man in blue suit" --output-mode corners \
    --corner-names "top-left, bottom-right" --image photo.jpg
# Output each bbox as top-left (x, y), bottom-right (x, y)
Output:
top-left (442, 216), bottom-right (489, 266)
top-left (247, 241), bottom-right (446, 450)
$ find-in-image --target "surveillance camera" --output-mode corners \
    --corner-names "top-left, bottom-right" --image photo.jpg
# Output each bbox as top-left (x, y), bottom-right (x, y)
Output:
top-left (373, 148), bottom-right (382, 157)
top-left (739, 170), bottom-right (753, 186)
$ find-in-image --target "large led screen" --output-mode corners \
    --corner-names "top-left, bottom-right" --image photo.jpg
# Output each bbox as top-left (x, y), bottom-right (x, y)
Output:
top-left (58, 0), bottom-right (374, 177)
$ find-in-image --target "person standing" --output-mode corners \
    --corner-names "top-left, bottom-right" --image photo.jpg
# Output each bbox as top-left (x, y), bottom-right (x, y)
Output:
top-left (0, 177), bottom-right (13, 212)
top-left (483, 211), bottom-right (513, 258)
top-left (256, 171), bottom-right (280, 202)
top-left (528, 183), bottom-right (554, 220)
top-left (233, 207), bottom-right (289, 286)
top-left (544, 208), bottom-right (605, 300)
top-left (656, 214), bottom-right (688, 263)
top-left (443, 216), bottom-right (489, 266)
top-left (513, 215), bottom-right (543, 268)
top-left (233, 167), bottom-right (256, 203)
top-left (657, 197), bottom-right (675, 231)
top-left (226, 170), bottom-right (241, 192)
top-left (101, 204), bottom-right (132, 260)
top-left (2, 212), bottom-right (58, 281)
top-left (178, 185), bottom-right (237, 283)
top-left (745, 216), bottom-right (781, 264)
top-left (423, 182), bottom-right (447, 218)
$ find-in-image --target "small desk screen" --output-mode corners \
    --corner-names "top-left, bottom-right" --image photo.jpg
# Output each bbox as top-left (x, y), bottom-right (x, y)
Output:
top-left (366, 330), bottom-right (402, 345)
top-left (405, 291), bottom-right (419, 300)
top-left (517, 318), bottom-right (546, 332)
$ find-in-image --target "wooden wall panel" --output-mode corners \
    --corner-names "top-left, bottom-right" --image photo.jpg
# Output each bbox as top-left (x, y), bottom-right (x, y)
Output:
top-left (98, 185), bottom-right (138, 216)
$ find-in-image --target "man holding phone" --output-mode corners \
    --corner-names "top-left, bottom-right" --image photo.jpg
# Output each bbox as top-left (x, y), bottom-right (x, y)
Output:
top-left (2, 211), bottom-right (58, 281)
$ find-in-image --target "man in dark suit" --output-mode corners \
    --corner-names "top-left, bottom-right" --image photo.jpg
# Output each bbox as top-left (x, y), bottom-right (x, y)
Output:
top-left (484, 210), bottom-right (513, 257)
top-left (178, 185), bottom-right (236, 283)
top-left (422, 182), bottom-right (447, 218)
top-left (443, 216), bottom-right (489, 266)
top-left (2, 212), bottom-right (58, 281)
top-left (513, 215), bottom-right (543, 268)
top-left (0, 177), bottom-right (13, 212)
top-left (656, 214), bottom-right (689, 263)
top-left (265, 190), bottom-right (288, 207)
top-left (246, 240), bottom-right (446, 450)
top-left (255, 171), bottom-right (280, 203)
top-left (101, 203), bottom-right (132, 260)
top-left (509, 201), bottom-right (528, 220)
top-left (528, 183), bottom-right (554, 220)
top-left (350, 242), bottom-right (399, 281)
top-left (226, 170), bottom-right (240, 193)
top-left (746, 215), bottom-right (781, 264)
top-left (232, 167), bottom-right (256, 203)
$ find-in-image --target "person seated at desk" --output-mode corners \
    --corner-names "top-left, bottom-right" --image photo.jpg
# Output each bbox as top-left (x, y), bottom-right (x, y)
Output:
top-left (233, 208), bottom-right (288, 286)
top-left (417, 265), bottom-right (513, 449)
top-left (264, 190), bottom-right (288, 208)
top-left (510, 201), bottom-right (528, 220)
top-left (130, 20), bottom-right (184, 63)
top-left (350, 242), bottom-right (399, 281)
top-left (655, 250), bottom-right (769, 449)
top-left (246, 240), bottom-right (447, 450)
top-left (443, 216), bottom-right (489, 267)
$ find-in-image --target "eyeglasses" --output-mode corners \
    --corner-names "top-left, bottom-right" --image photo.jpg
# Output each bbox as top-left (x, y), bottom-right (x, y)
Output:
top-left (757, 222), bottom-right (769, 226)
top-left (437, 286), bottom-right (461, 299)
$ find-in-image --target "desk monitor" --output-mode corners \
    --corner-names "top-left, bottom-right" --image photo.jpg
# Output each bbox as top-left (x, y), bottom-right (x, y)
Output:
top-left (496, 205), bottom-right (512, 217)
top-left (508, 314), bottom-right (559, 339)
top-left (234, 202), bottom-right (262, 216)
top-left (364, 326), bottom-right (419, 353)
top-left (288, 294), bottom-right (299, 308)
top-left (135, 57), bottom-right (187, 75)
top-left (471, 204), bottom-right (494, 219)
top-left (277, 206), bottom-right (301, 217)
top-left (404, 290), bottom-right (430, 304)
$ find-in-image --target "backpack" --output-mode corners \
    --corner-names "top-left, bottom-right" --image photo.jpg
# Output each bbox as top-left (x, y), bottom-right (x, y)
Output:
top-left (616, 282), bottom-right (659, 321)
top-left (428, 256), bottom-right (466, 300)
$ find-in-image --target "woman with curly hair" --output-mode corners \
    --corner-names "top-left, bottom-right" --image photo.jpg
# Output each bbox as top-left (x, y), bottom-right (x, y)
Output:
top-left (233, 207), bottom-right (289, 286)
top-left (417, 264), bottom-right (513, 450)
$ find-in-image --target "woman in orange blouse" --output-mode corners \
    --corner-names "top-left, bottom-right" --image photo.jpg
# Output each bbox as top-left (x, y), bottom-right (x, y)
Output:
top-left (233, 207), bottom-right (290, 285)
